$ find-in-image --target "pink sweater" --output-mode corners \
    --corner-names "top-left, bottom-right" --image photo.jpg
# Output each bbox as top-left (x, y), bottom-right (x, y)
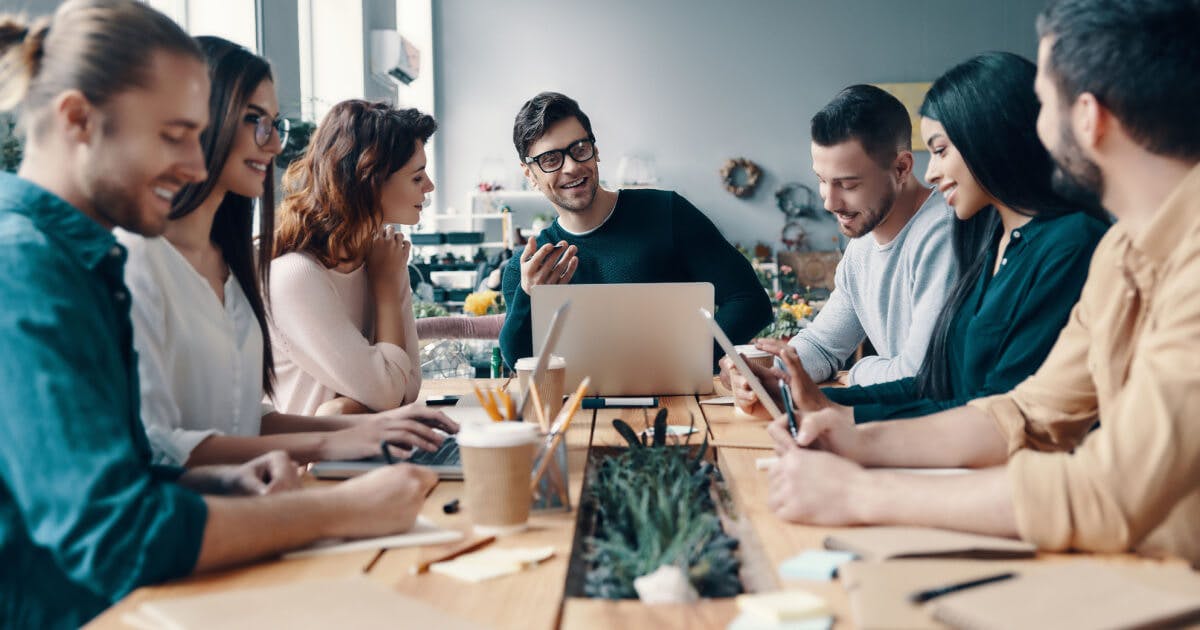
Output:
top-left (267, 252), bottom-right (421, 415)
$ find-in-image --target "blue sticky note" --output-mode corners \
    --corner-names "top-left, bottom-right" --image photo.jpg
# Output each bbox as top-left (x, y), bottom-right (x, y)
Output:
top-left (727, 612), bottom-right (833, 630)
top-left (778, 550), bottom-right (858, 581)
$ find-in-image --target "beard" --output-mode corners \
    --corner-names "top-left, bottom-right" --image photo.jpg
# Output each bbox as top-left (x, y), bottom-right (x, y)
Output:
top-left (544, 176), bottom-right (598, 214)
top-left (1048, 124), bottom-right (1105, 208)
top-left (89, 173), bottom-right (169, 236)
top-left (838, 187), bottom-right (895, 238)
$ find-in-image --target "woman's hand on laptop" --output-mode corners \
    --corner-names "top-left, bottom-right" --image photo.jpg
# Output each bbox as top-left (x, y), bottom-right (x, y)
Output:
top-left (323, 405), bottom-right (459, 461)
top-left (520, 236), bottom-right (578, 294)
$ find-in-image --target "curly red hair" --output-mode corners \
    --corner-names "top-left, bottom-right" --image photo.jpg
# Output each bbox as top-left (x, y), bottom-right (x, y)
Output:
top-left (274, 100), bottom-right (436, 267)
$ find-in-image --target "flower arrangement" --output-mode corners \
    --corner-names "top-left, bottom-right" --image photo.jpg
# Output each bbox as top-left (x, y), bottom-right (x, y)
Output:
top-left (760, 290), bottom-right (818, 340)
top-left (462, 289), bottom-right (504, 316)
top-left (412, 300), bottom-right (450, 319)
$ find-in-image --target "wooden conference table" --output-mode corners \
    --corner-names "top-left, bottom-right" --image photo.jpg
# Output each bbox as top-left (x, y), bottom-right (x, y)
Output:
top-left (89, 378), bottom-right (1175, 629)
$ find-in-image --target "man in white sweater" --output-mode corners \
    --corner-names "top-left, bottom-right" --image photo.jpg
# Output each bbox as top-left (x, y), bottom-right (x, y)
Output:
top-left (725, 85), bottom-right (956, 413)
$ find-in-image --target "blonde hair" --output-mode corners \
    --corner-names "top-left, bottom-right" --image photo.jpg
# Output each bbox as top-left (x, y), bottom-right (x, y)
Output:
top-left (0, 0), bottom-right (200, 136)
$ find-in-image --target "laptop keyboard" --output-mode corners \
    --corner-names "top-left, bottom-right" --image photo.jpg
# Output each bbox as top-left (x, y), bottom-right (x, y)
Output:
top-left (407, 436), bottom-right (461, 466)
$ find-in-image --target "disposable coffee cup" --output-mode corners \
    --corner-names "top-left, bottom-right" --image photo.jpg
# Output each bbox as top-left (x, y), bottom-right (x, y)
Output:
top-left (457, 422), bottom-right (540, 535)
top-left (515, 355), bottom-right (567, 420)
top-left (735, 344), bottom-right (775, 371)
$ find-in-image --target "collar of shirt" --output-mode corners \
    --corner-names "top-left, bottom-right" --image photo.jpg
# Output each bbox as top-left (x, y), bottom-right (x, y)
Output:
top-left (0, 172), bottom-right (123, 272)
top-left (1109, 163), bottom-right (1200, 293)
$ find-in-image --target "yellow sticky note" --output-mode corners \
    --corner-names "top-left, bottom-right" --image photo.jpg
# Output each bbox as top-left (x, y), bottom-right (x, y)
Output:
top-left (736, 590), bottom-right (830, 623)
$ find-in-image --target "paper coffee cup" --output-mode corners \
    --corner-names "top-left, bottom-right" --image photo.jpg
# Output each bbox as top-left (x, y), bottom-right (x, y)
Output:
top-left (735, 344), bottom-right (775, 371)
top-left (515, 355), bottom-right (567, 420)
top-left (457, 423), bottom-right (539, 535)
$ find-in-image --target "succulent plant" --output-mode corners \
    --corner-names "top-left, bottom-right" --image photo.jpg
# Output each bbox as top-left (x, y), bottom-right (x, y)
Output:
top-left (582, 409), bottom-right (741, 599)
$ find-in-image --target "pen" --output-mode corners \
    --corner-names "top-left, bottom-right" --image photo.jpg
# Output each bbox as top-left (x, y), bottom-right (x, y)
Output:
top-left (908, 572), bottom-right (1017, 603)
top-left (780, 381), bottom-right (799, 438)
top-left (411, 535), bottom-right (497, 575)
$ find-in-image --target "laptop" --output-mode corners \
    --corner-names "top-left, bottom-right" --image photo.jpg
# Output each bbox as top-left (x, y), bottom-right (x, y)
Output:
top-left (530, 283), bottom-right (715, 396)
top-left (309, 301), bottom-right (572, 481)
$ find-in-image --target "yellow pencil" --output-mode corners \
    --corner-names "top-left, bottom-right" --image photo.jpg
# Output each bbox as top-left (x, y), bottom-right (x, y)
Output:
top-left (550, 376), bottom-right (590, 434)
top-left (473, 383), bottom-right (503, 422)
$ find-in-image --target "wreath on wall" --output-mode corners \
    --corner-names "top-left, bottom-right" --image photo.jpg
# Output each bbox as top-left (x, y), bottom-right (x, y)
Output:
top-left (719, 157), bottom-right (761, 198)
top-left (775, 182), bottom-right (820, 219)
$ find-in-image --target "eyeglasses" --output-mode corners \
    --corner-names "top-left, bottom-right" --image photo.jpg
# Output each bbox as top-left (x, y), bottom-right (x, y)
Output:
top-left (250, 113), bottom-right (290, 148)
top-left (524, 137), bottom-right (595, 173)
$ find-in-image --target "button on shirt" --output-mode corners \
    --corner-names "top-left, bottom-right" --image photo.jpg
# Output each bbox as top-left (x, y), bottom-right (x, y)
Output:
top-left (0, 173), bottom-right (207, 628)
top-left (970, 164), bottom-right (1200, 567)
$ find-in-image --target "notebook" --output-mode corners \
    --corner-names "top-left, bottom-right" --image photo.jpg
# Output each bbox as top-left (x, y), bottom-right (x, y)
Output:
top-left (282, 515), bottom-right (463, 560)
top-left (932, 562), bottom-right (1200, 630)
top-left (823, 527), bottom-right (1036, 561)
top-left (126, 576), bottom-right (485, 630)
top-left (839, 559), bottom-right (1200, 630)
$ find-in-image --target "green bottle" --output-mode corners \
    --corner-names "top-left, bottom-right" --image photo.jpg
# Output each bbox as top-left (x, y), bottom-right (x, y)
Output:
top-left (490, 346), bottom-right (502, 379)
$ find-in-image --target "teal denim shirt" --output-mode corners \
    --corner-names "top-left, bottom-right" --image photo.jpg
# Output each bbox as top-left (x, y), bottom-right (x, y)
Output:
top-left (0, 173), bottom-right (207, 628)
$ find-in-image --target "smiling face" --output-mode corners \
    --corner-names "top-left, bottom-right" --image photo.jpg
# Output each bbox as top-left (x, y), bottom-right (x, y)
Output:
top-left (521, 117), bottom-right (600, 214)
top-left (217, 78), bottom-right (282, 199)
top-left (810, 139), bottom-right (897, 238)
top-left (378, 139), bottom-right (434, 225)
top-left (79, 51), bottom-right (210, 235)
top-left (921, 117), bottom-right (991, 220)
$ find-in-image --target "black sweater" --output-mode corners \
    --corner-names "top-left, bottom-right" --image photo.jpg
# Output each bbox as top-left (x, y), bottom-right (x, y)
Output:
top-left (499, 189), bottom-right (772, 368)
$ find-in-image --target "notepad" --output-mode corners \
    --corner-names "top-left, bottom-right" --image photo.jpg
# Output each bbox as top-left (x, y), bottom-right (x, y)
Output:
top-left (429, 546), bottom-right (556, 583)
top-left (931, 563), bottom-right (1200, 630)
top-left (736, 590), bottom-right (831, 623)
top-left (778, 550), bottom-right (859, 581)
top-left (726, 611), bottom-right (833, 630)
top-left (130, 576), bottom-right (484, 629)
top-left (283, 516), bottom-right (463, 560)
top-left (823, 526), bottom-right (1036, 561)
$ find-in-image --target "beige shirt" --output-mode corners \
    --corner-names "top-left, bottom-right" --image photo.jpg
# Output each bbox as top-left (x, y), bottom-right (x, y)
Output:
top-left (970, 164), bottom-right (1200, 567)
top-left (268, 252), bottom-right (421, 416)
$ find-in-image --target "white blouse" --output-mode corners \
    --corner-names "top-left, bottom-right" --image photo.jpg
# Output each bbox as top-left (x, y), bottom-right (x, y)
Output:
top-left (117, 231), bottom-right (270, 466)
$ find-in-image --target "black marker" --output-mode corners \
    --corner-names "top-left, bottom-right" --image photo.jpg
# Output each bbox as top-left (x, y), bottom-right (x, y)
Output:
top-left (908, 572), bottom-right (1017, 604)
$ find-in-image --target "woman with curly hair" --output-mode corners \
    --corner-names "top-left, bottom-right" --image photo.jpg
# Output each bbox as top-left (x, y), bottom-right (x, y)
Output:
top-left (271, 100), bottom-right (437, 416)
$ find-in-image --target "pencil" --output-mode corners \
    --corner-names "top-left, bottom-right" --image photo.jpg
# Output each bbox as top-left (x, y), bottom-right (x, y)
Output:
top-left (528, 381), bottom-right (548, 431)
top-left (411, 535), bottom-right (497, 575)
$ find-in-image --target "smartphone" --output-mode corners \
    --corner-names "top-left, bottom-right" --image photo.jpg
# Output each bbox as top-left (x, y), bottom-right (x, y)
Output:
top-left (425, 395), bottom-right (460, 406)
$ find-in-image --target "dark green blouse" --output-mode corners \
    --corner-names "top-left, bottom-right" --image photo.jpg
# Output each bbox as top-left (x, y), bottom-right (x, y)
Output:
top-left (824, 211), bottom-right (1108, 422)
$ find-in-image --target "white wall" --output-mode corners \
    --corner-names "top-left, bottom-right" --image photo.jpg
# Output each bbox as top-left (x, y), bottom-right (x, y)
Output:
top-left (432, 0), bottom-right (1047, 251)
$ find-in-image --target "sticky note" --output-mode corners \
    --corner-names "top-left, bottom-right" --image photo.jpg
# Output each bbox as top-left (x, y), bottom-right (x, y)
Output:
top-left (778, 550), bottom-right (858, 581)
top-left (736, 590), bottom-right (830, 623)
top-left (727, 611), bottom-right (833, 630)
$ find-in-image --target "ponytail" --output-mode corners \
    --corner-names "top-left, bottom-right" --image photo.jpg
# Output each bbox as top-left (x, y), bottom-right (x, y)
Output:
top-left (0, 16), bottom-right (49, 111)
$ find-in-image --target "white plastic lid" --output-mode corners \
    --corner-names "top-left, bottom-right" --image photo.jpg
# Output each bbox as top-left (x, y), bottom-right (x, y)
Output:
top-left (514, 354), bottom-right (566, 371)
top-left (456, 422), bottom-right (539, 448)
top-left (735, 344), bottom-right (771, 358)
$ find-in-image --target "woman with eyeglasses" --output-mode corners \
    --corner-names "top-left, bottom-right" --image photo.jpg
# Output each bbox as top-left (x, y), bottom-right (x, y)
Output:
top-left (118, 37), bottom-right (455, 467)
top-left (269, 100), bottom-right (438, 417)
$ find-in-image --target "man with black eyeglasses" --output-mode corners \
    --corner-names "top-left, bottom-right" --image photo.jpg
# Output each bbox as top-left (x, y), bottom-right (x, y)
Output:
top-left (498, 91), bottom-right (772, 368)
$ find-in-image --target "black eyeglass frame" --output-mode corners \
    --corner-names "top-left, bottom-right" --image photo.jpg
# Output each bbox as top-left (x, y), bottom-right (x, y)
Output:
top-left (523, 137), bottom-right (597, 173)
top-left (253, 114), bottom-right (291, 149)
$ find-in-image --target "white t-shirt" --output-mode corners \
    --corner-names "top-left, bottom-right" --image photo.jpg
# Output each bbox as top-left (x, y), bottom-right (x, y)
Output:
top-left (267, 252), bottom-right (421, 416)
top-left (117, 231), bottom-right (270, 466)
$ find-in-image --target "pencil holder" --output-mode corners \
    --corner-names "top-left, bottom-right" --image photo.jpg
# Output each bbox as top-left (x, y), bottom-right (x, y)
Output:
top-left (531, 434), bottom-right (571, 512)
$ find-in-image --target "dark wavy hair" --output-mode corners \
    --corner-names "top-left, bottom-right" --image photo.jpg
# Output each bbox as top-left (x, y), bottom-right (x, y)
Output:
top-left (274, 100), bottom-right (436, 268)
top-left (914, 51), bottom-right (1107, 400)
top-left (169, 36), bottom-right (277, 397)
